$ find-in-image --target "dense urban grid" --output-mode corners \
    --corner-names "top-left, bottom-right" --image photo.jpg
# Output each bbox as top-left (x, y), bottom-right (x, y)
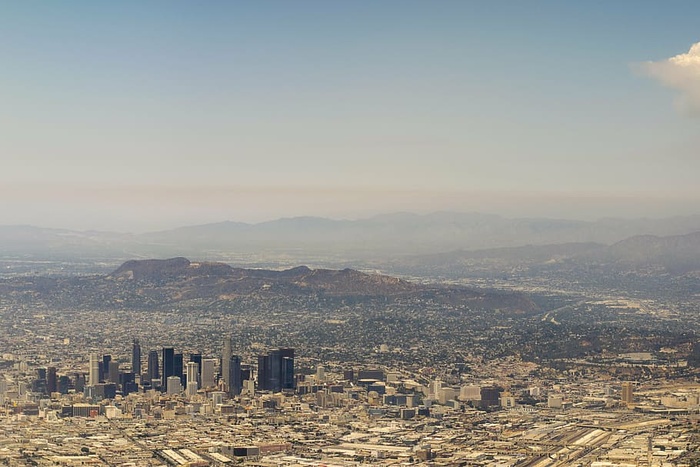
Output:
top-left (0, 257), bottom-right (699, 467)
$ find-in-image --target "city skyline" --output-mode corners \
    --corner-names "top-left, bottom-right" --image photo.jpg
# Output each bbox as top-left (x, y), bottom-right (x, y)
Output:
top-left (1, 1), bottom-right (699, 231)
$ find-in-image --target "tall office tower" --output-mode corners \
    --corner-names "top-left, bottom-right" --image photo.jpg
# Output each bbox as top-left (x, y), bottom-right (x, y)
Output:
top-left (257, 355), bottom-right (270, 391)
top-left (621, 382), bottom-right (634, 404)
top-left (222, 338), bottom-right (232, 387)
top-left (228, 355), bottom-right (242, 397)
top-left (280, 348), bottom-right (295, 390)
top-left (166, 376), bottom-right (181, 395)
top-left (121, 372), bottom-right (137, 396)
top-left (268, 349), bottom-right (282, 391)
top-left (58, 375), bottom-right (70, 394)
top-left (240, 364), bottom-right (252, 383)
top-left (162, 347), bottom-right (175, 381)
top-left (186, 362), bottom-right (199, 391)
top-left (33, 368), bottom-right (48, 395)
top-left (47, 367), bottom-right (57, 394)
top-left (174, 353), bottom-right (184, 385)
top-left (190, 354), bottom-right (202, 384)
top-left (108, 361), bottom-right (120, 385)
top-left (147, 350), bottom-right (160, 383)
top-left (102, 355), bottom-right (111, 383)
top-left (89, 354), bottom-right (100, 386)
top-left (132, 339), bottom-right (141, 376)
top-left (75, 373), bottom-right (86, 392)
top-left (201, 358), bottom-right (216, 388)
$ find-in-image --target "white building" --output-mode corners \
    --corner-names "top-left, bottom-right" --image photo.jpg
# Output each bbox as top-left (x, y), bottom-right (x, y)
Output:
top-left (166, 376), bottom-right (182, 394)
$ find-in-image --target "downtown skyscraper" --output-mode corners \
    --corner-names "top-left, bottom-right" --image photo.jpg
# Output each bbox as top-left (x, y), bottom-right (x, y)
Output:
top-left (132, 339), bottom-right (141, 376)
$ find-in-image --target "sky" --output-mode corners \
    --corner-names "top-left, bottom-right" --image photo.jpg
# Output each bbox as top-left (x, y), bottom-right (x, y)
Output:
top-left (1, 1), bottom-right (699, 232)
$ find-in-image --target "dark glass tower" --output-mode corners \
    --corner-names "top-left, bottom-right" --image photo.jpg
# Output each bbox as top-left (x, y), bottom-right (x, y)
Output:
top-left (268, 349), bottom-right (281, 392)
top-left (120, 372), bottom-right (137, 396)
top-left (101, 355), bottom-right (111, 383)
top-left (282, 357), bottom-right (294, 390)
top-left (228, 355), bottom-right (242, 397)
top-left (173, 353), bottom-right (184, 386)
top-left (147, 350), bottom-right (160, 382)
top-left (58, 375), bottom-right (70, 394)
top-left (162, 347), bottom-right (174, 380)
top-left (257, 355), bottom-right (269, 391)
top-left (132, 339), bottom-right (141, 376)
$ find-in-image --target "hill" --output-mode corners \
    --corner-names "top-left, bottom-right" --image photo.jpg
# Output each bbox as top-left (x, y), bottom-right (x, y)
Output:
top-left (0, 258), bottom-right (539, 314)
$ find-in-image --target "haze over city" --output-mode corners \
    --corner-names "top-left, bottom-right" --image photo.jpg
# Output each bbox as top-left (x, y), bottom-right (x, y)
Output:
top-left (4, 4), bottom-right (700, 466)
top-left (2, 1), bottom-right (699, 232)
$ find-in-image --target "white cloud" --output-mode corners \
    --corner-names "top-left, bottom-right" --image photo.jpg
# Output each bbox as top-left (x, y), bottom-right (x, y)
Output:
top-left (639, 42), bottom-right (700, 116)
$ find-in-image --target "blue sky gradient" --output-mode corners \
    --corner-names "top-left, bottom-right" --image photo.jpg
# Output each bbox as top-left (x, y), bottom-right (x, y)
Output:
top-left (1, 1), bottom-right (699, 230)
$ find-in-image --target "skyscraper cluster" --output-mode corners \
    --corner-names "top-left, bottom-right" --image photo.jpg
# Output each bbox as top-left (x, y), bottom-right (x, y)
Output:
top-left (257, 348), bottom-right (295, 393)
top-left (79, 338), bottom-right (294, 399)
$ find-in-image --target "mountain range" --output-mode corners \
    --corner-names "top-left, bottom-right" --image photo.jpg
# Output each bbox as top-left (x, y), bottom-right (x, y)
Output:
top-left (2, 212), bottom-right (700, 265)
top-left (390, 231), bottom-right (700, 276)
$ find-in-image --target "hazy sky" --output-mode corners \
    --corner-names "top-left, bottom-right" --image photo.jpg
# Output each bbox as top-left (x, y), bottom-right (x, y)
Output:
top-left (1, 1), bottom-right (699, 231)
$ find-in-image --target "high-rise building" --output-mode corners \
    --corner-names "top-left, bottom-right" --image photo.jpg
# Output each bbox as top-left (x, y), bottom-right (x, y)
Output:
top-left (186, 362), bottom-right (199, 391)
top-left (621, 382), bottom-right (634, 404)
top-left (257, 355), bottom-right (269, 391)
top-left (102, 355), bottom-right (111, 383)
top-left (162, 347), bottom-right (175, 381)
top-left (147, 350), bottom-right (160, 383)
top-left (58, 375), bottom-right (70, 394)
top-left (121, 372), bottom-right (137, 396)
top-left (75, 373), bottom-right (86, 392)
top-left (174, 353), bottom-right (184, 385)
top-left (201, 358), bottom-right (217, 388)
top-left (241, 364), bottom-right (252, 382)
top-left (166, 376), bottom-right (181, 395)
top-left (89, 354), bottom-right (100, 386)
top-left (108, 361), bottom-right (119, 384)
top-left (222, 338), bottom-right (232, 387)
top-left (280, 348), bottom-right (294, 390)
top-left (132, 339), bottom-right (141, 376)
top-left (268, 349), bottom-right (281, 391)
top-left (33, 368), bottom-right (48, 395)
top-left (480, 386), bottom-right (502, 409)
top-left (257, 348), bottom-right (294, 392)
top-left (228, 355), bottom-right (242, 397)
top-left (190, 353), bottom-right (202, 384)
top-left (47, 367), bottom-right (57, 394)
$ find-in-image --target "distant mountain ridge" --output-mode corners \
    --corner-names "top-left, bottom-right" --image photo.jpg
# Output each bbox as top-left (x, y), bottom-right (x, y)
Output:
top-left (601, 231), bottom-right (700, 273)
top-left (387, 230), bottom-right (700, 298)
top-left (2, 212), bottom-right (700, 263)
